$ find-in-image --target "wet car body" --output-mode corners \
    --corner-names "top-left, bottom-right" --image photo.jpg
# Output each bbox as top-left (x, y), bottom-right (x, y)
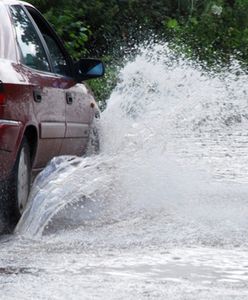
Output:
top-left (0, 0), bottom-right (104, 230)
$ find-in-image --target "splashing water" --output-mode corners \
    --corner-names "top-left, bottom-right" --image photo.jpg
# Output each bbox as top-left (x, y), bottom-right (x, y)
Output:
top-left (3, 43), bottom-right (248, 299)
top-left (15, 44), bottom-right (248, 247)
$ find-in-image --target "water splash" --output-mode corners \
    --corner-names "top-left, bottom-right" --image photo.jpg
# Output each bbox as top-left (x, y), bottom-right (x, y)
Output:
top-left (16, 43), bottom-right (248, 247)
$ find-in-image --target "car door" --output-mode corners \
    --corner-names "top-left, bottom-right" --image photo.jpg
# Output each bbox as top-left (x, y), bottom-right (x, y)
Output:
top-left (62, 82), bottom-right (93, 156)
top-left (9, 5), bottom-right (66, 169)
top-left (24, 5), bottom-right (91, 157)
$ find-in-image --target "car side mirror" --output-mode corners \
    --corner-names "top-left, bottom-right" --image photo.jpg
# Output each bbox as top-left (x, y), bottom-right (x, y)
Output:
top-left (74, 59), bottom-right (105, 82)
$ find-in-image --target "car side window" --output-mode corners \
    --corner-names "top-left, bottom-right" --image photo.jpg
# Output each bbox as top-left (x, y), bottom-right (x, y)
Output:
top-left (43, 34), bottom-right (70, 76)
top-left (10, 5), bottom-right (50, 72)
top-left (26, 7), bottom-right (72, 77)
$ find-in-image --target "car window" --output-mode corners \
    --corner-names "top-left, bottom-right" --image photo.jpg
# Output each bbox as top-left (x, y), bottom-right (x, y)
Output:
top-left (26, 6), bottom-right (72, 77)
top-left (42, 34), bottom-right (69, 76)
top-left (10, 5), bottom-right (50, 72)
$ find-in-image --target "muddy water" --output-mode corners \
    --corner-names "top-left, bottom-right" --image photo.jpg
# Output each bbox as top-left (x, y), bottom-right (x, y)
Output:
top-left (1, 44), bottom-right (248, 299)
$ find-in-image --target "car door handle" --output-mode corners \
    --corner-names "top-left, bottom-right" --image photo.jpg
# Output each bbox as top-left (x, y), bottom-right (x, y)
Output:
top-left (33, 90), bottom-right (42, 103)
top-left (66, 92), bottom-right (73, 105)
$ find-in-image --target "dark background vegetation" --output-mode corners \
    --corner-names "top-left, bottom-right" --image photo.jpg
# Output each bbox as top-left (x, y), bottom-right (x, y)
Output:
top-left (28, 0), bottom-right (248, 102)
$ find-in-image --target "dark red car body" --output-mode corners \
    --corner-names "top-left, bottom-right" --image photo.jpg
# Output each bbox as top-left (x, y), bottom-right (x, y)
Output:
top-left (0, 0), bottom-right (101, 180)
top-left (0, 0), bottom-right (104, 230)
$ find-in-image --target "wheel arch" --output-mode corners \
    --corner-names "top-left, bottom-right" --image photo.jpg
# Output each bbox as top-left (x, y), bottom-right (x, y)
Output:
top-left (23, 125), bottom-right (38, 166)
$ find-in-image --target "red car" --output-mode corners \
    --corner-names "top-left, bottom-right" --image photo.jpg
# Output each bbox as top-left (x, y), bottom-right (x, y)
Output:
top-left (0, 0), bottom-right (104, 231)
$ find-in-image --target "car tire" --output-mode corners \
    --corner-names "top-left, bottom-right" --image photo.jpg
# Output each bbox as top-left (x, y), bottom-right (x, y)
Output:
top-left (0, 138), bottom-right (31, 232)
top-left (14, 138), bottom-right (31, 214)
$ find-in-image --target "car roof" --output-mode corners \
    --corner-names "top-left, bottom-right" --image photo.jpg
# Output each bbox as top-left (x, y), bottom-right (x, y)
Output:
top-left (0, 0), bottom-right (33, 7)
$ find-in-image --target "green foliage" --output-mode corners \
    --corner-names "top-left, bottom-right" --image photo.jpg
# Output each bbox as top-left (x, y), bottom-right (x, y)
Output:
top-left (167, 19), bottom-right (179, 30)
top-left (44, 8), bottom-right (90, 59)
top-left (162, 1), bottom-right (248, 66)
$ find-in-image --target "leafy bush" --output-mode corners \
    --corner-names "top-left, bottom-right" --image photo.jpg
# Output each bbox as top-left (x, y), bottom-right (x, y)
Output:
top-left (164, 1), bottom-right (248, 65)
top-left (44, 8), bottom-right (90, 60)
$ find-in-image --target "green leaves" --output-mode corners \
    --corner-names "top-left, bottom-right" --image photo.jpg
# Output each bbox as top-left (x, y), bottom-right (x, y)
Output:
top-left (44, 8), bottom-right (90, 60)
top-left (164, 1), bottom-right (248, 66)
top-left (166, 19), bottom-right (179, 30)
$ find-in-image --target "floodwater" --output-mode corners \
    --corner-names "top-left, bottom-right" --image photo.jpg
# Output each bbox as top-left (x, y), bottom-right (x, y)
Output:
top-left (1, 44), bottom-right (248, 299)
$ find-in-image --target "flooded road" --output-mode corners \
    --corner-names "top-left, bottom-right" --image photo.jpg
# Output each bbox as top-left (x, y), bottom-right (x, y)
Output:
top-left (1, 44), bottom-right (248, 299)
top-left (1, 239), bottom-right (248, 299)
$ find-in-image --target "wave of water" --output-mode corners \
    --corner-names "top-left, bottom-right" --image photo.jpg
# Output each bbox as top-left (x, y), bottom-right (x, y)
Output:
top-left (16, 43), bottom-right (248, 249)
